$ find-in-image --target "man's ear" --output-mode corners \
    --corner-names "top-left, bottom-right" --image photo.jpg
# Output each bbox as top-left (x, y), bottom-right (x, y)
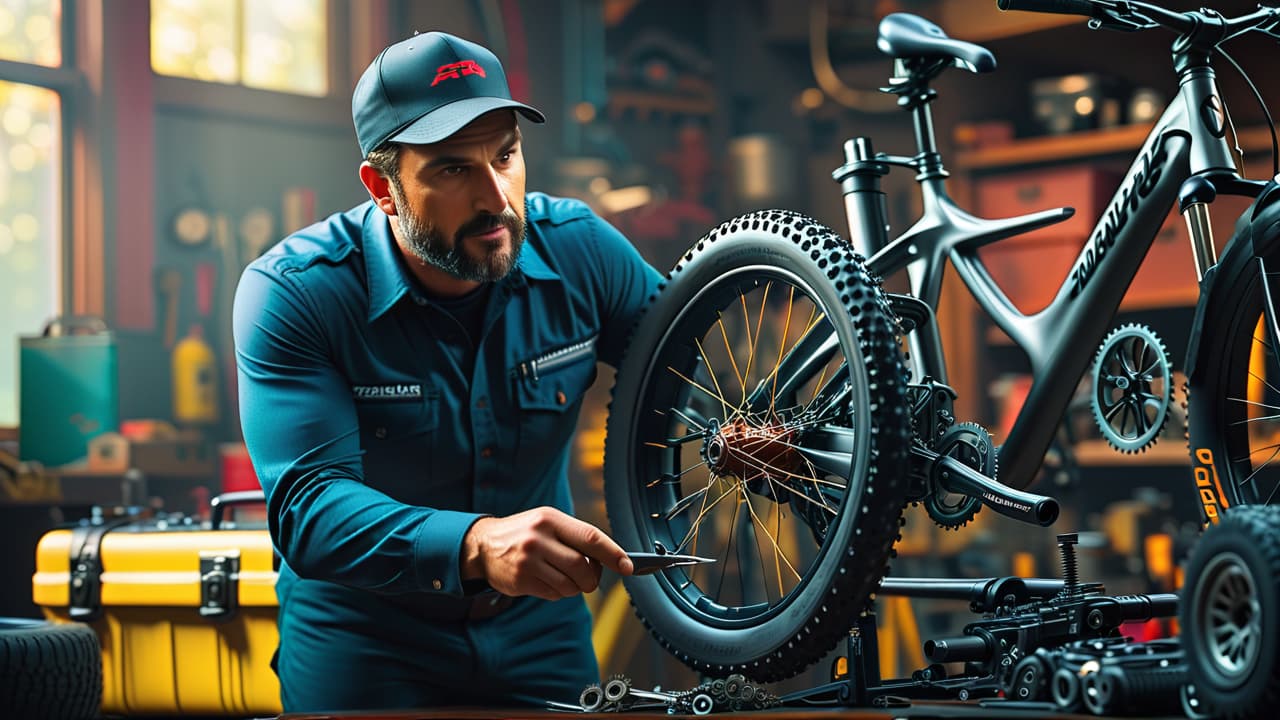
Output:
top-left (359, 162), bottom-right (398, 217)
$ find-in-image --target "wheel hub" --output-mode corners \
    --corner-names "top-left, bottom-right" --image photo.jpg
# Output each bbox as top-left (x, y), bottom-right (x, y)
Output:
top-left (702, 417), bottom-right (804, 484)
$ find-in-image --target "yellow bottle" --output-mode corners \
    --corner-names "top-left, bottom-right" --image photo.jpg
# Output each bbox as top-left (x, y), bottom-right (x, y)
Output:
top-left (172, 323), bottom-right (218, 425)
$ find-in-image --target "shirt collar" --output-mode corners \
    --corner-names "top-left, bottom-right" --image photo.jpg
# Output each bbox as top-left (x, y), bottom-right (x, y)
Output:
top-left (363, 204), bottom-right (414, 322)
top-left (362, 203), bottom-right (563, 322)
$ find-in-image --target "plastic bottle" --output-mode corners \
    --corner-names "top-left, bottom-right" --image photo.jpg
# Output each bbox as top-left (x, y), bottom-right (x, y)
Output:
top-left (172, 323), bottom-right (218, 424)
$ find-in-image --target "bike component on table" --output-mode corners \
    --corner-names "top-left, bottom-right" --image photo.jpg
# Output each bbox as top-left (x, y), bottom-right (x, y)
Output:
top-left (922, 422), bottom-right (992, 529)
top-left (1180, 505), bottom-right (1280, 720)
top-left (1090, 323), bottom-right (1171, 453)
top-left (604, 210), bottom-right (913, 682)
top-left (567, 673), bottom-right (781, 714)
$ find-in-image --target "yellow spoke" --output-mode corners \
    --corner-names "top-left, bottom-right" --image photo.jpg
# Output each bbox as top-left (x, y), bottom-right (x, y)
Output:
top-left (743, 282), bottom-right (772, 384)
top-left (676, 478), bottom-right (740, 555)
top-left (717, 311), bottom-right (747, 404)
top-left (667, 366), bottom-right (734, 414)
top-left (770, 286), bottom-right (797, 411)
top-left (695, 337), bottom-right (733, 419)
top-left (739, 485), bottom-right (802, 583)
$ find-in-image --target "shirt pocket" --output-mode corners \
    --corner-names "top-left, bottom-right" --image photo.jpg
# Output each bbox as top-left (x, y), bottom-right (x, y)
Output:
top-left (514, 338), bottom-right (598, 471)
top-left (355, 388), bottom-right (440, 495)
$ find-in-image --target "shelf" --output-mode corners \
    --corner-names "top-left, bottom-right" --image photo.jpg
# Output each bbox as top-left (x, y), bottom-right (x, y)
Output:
top-left (957, 123), bottom-right (1155, 171)
top-left (1073, 439), bottom-right (1189, 467)
top-left (957, 123), bottom-right (1276, 172)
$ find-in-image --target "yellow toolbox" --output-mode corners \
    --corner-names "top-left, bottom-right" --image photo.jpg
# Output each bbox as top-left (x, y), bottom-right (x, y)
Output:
top-left (32, 492), bottom-right (281, 716)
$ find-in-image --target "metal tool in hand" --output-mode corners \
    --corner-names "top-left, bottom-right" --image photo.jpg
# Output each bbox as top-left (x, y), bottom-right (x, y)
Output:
top-left (626, 541), bottom-right (716, 576)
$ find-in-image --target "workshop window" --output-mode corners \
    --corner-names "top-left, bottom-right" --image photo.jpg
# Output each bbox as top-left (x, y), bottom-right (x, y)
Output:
top-left (150, 0), bottom-right (328, 96)
top-left (0, 0), bottom-right (64, 428)
top-left (0, 0), bottom-right (61, 66)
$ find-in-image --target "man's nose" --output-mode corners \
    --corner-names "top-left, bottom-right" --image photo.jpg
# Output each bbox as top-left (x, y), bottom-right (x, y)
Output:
top-left (473, 165), bottom-right (509, 216)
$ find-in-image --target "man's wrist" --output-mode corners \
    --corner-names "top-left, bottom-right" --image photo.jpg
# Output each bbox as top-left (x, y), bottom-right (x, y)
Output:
top-left (460, 517), bottom-right (489, 581)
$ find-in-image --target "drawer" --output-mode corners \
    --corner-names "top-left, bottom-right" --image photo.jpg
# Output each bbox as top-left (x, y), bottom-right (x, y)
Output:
top-left (1124, 212), bottom-right (1198, 309)
top-left (979, 235), bottom-right (1082, 314)
top-left (975, 166), bottom-right (1121, 244)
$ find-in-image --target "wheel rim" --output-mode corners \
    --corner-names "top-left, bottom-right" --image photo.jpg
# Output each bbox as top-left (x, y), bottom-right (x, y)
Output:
top-left (1204, 260), bottom-right (1280, 507)
top-left (627, 264), bottom-right (869, 628)
top-left (1196, 551), bottom-right (1262, 684)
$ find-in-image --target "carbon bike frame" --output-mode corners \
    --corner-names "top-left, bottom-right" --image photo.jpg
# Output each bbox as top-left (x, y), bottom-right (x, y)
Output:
top-left (848, 56), bottom-right (1264, 493)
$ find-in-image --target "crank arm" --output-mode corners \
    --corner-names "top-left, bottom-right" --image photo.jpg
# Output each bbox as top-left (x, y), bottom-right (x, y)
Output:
top-left (912, 445), bottom-right (1060, 526)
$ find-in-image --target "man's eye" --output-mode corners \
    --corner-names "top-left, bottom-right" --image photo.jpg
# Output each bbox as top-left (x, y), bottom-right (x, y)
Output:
top-left (442, 166), bottom-right (466, 176)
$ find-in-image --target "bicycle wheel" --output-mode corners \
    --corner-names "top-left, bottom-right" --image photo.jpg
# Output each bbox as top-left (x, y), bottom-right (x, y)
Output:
top-left (604, 210), bottom-right (912, 681)
top-left (1187, 210), bottom-right (1280, 512)
top-left (1181, 505), bottom-right (1280, 719)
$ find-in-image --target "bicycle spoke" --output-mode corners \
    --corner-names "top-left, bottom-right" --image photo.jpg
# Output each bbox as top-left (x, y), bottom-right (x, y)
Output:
top-left (742, 281), bottom-right (771, 383)
top-left (667, 366), bottom-right (735, 418)
top-left (716, 311), bottom-right (747, 404)
top-left (768, 286), bottom-right (798, 413)
top-left (647, 461), bottom-right (706, 488)
top-left (739, 484), bottom-right (802, 585)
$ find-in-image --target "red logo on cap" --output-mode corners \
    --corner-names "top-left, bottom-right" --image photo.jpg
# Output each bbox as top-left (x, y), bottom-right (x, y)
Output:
top-left (431, 60), bottom-right (486, 87)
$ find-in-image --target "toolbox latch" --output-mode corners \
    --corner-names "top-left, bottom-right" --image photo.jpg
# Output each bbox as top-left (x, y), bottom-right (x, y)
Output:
top-left (199, 550), bottom-right (240, 620)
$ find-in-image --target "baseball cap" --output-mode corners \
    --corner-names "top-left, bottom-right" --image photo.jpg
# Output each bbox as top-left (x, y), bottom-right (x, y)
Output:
top-left (352, 31), bottom-right (546, 157)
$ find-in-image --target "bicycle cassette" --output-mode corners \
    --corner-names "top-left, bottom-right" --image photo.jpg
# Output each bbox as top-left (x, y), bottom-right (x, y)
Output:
top-left (1090, 323), bottom-right (1171, 453)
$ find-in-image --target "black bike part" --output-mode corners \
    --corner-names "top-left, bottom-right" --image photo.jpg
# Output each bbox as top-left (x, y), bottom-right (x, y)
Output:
top-left (996, 0), bottom-right (1099, 18)
top-left (1185, 182), bottom-right (1280, 511)
top-left (1181, 505), bottom-right (1280, 720)
top-left (924, 422), bottom-right (991, 529)
top-left (934, 453), bottom-right (1059, 526)
top-left (876, 14), bottom-right (996, 73)
top-left (0, 618), bottom-right (102, 720)
top-left (604, 210), bottom-right (912, 682)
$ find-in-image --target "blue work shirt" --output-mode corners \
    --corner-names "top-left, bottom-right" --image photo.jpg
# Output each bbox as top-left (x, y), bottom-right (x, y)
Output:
top-left (232, 192), bottom-right (661, 708)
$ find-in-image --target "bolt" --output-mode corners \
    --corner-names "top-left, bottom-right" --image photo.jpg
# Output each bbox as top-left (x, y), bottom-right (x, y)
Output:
top-left (1057, 533), bottom-right (1080, 596)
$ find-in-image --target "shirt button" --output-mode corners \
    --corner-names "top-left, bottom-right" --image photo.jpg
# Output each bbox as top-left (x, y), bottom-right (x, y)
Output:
top-left (476, 396), bottom-right (488, 409)
top-left (375, 427), bottom-right (387, 439)
top-left (414, 296), bottom-right (427, 306)
top-left (431, 579), bottom-right (442, 590)
top-left (481, 447), bottom-right (494, 458)
top-left (556, 391), bottom-right (567, 405)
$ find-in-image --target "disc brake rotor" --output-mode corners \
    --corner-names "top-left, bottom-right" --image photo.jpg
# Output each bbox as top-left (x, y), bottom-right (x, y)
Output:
top-left (1091, 323), bottom-right (1172, 453)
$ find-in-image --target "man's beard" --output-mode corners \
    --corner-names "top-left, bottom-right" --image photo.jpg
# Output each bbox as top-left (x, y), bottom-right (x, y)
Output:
top-left (395, 193), bottom-right (525, 282)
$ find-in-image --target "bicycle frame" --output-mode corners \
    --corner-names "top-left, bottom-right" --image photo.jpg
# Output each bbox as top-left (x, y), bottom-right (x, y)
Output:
top-left (852, 57), bottom-right (1265, 493)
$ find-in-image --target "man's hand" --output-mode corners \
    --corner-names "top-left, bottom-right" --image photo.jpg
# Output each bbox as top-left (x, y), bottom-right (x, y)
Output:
top-left (461, 507), bottom-right (635, 600)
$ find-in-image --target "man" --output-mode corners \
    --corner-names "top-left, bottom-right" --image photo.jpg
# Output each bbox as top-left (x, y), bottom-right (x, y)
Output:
top-left (233, 30), bottom-right (661, 711)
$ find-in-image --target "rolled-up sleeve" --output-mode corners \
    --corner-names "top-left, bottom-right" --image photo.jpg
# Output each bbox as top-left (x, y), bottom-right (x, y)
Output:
top-left (233, 263), bottom-right (483, 596)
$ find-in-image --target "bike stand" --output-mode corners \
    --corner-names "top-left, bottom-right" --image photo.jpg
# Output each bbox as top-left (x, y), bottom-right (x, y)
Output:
top-left (778, 610), bottom-right (998, 709)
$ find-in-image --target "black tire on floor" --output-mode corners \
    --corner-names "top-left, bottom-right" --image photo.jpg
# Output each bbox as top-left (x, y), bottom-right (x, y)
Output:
top-left (1182, 505), bottom-right (1280, 720)
top-left (0, 618), bottom-right (102, 720)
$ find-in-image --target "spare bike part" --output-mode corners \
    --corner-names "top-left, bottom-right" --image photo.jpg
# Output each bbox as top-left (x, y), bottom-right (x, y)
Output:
top-left (604, 210), bottom-right (912, 682)
top-left (1181, 505), bottom-right (1280, 720)
top-left (924, 422), bottom-right (991, 529)
top-left (1090, 323), bottom-right (1171, 453)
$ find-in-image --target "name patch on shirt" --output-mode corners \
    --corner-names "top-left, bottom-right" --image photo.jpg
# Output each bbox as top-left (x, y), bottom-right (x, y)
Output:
top-left (352, 383), bottom-right (424, 402)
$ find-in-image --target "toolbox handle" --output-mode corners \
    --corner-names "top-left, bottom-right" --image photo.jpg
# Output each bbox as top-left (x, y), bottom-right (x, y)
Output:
top-left (210, 490), bottom-right (266, 529)
top-left (42, 315), bottom-right (109, 337)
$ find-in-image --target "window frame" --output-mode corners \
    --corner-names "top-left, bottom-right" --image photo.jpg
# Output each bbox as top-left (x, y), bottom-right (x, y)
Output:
top-left (150, 0), bottom-right (351, 130)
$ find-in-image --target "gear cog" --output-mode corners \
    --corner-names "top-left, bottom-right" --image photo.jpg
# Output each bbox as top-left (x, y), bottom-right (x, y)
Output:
top-left (925, 422), bottom-right (992, 529)
top-left (1091, 323), bottom-right (1171, 453)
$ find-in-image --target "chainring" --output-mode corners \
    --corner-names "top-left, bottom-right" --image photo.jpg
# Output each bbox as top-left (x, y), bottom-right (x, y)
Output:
top-left (1090, 323), bottom-right (1172, 453)
top-left (925, 421), bottom-right (993, 529)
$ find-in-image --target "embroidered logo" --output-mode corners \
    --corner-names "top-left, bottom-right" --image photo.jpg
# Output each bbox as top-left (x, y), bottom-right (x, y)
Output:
top-left (431, 60), bottom-right (486, 87)
top-left (352, 383), bottom-right (423, 401)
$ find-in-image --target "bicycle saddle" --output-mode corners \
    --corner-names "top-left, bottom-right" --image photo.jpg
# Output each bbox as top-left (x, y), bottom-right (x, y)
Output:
top-left (877, 13), bottom-right (996, 73)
